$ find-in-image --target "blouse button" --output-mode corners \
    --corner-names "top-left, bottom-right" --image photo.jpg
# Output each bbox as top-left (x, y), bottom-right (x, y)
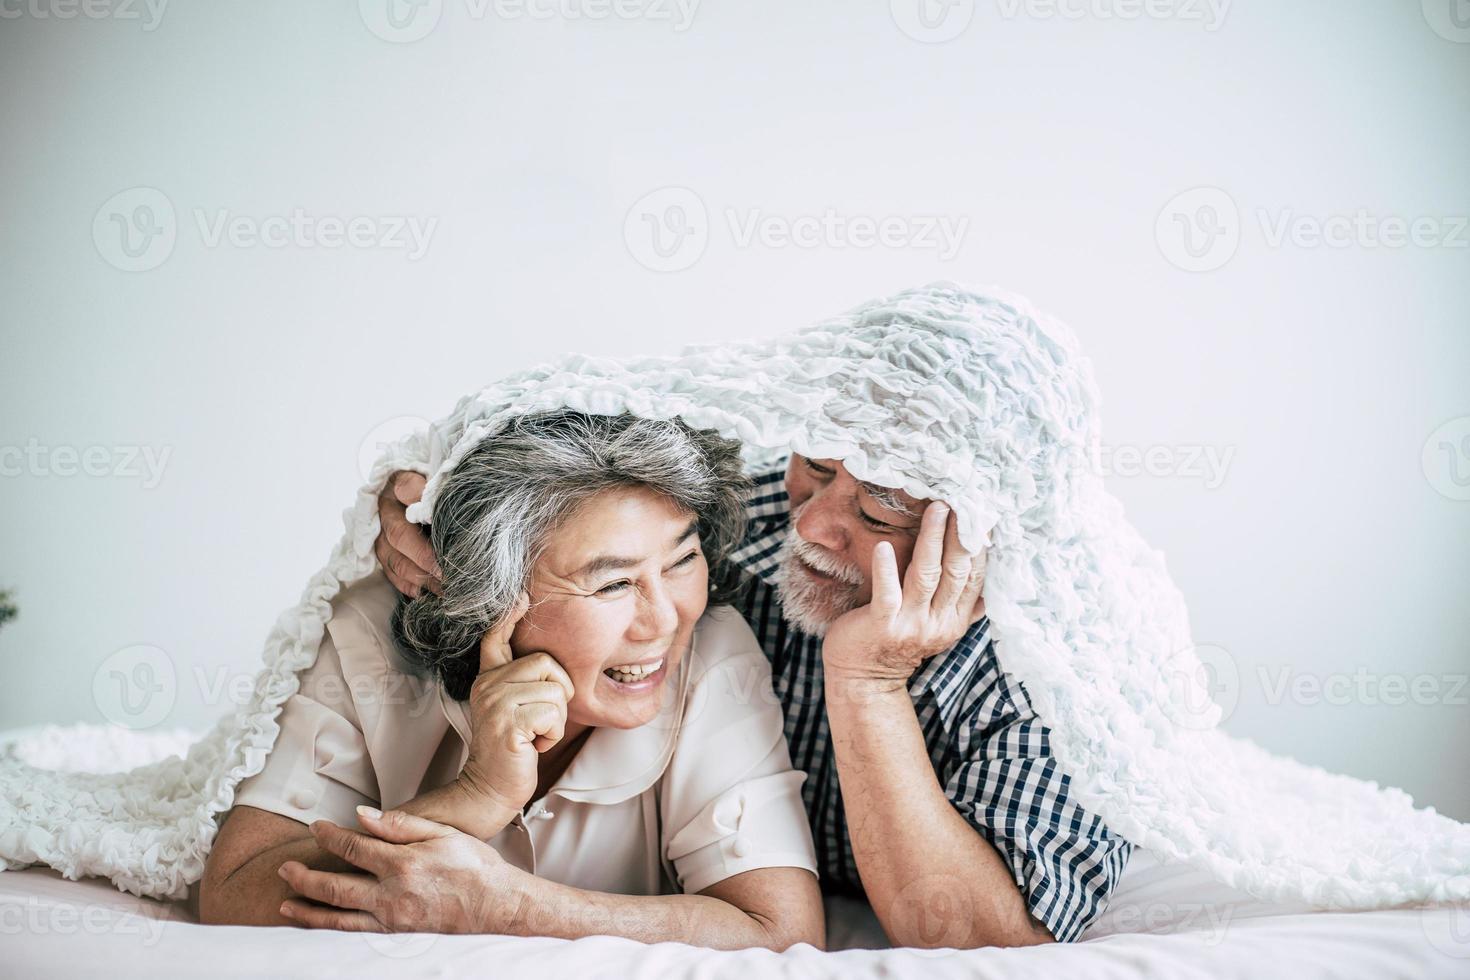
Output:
top-left (289, 790), bottom-right (317, 811)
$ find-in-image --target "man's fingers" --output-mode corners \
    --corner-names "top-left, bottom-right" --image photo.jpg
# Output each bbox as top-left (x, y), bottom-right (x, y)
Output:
top-left (478, 594), bottom-right (531, 672)
top-left (388, 470), bottom-right (428, 508)
top-left (309, 820), bottom-right (399, 877)
top-left (931, 509), bottom-right (974, 614)
top-left (959, 546), bottom-right (988, 622)
top-left (871, 540), bottom-right (903, 616)
top-left (277, 861), bottom-right (380, 913)
top-left (383, 508), bottom-right (441, 583)
top-left (377, 544), bottom-right (431, 599)
top-left (902, 502), bottom-right (949, 608)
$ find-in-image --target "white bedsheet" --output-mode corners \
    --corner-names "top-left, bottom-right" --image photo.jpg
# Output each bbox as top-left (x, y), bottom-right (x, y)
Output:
top-left (4, 846), bottom-right (1465, 979)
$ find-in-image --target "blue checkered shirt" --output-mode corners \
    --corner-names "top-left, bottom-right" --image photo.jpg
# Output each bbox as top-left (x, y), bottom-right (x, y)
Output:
top-left (729, 464), bottom-right (1132, 942)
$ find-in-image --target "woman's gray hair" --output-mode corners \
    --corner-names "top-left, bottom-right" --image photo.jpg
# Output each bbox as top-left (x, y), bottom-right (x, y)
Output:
top-left (390, 409), bottom-right (751, 701)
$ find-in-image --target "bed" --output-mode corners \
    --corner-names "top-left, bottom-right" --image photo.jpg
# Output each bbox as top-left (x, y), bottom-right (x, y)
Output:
top-left (4, 810), bottom-right (1464, 978)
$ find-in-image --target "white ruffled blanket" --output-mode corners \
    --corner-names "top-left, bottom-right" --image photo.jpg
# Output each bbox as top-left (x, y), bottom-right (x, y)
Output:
top-left (2, 282), bottom-right (1467, 911)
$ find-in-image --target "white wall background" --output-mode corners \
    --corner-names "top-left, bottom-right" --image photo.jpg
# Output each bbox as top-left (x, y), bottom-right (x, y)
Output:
top-left (1, 1), bottom-right (1466, 820)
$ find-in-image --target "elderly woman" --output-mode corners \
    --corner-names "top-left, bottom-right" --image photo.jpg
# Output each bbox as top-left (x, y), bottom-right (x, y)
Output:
top-left (197, 410), bottom-right (823, 950)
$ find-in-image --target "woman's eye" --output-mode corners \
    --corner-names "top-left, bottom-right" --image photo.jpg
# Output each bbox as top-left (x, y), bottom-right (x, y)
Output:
top-left (673, 550), bottom-right (701, 568)
top-left (595, 581), bottom-right (630, 596)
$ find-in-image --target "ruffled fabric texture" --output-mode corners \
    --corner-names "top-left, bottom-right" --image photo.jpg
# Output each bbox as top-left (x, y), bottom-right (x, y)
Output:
top-left (2, 281), bottom-right (1466, 907)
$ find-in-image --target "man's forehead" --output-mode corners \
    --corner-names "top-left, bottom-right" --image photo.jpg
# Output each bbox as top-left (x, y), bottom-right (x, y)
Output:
top-left (811, 456), bottom-right (926, 517)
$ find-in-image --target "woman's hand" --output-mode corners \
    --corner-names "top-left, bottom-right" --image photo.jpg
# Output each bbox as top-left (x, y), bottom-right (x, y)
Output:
top-left (278, 809), bottom-right (528, 934)
top-left (821, 502), bottom-right (987, 692)
top-left (456, 597), bottom-right (576, 819)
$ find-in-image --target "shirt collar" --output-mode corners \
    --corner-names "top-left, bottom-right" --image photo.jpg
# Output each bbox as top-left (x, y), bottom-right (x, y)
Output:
top-left (439, 629), bottom-right (695, 808)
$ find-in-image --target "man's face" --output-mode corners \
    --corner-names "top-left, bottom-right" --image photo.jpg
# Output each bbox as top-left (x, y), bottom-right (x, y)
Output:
top-left (773, 454), bottom-right (927, 635)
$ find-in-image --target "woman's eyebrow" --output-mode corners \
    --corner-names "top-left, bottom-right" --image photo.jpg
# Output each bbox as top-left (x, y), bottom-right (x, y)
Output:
top-left (573, 520), bottom-right (700, 579)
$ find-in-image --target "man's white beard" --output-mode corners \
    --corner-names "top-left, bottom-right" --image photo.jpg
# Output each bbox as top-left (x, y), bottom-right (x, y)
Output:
top-left (770, 517), bottom-right (866, 637)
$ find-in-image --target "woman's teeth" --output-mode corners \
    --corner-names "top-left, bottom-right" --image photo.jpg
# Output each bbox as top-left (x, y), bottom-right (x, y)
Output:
top-left (603, 660), bottom-right (663, 684)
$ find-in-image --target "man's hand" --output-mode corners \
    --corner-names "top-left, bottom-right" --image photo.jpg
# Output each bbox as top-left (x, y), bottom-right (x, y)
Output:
top-left (277, 809), bottom-right (528, 934)
top-left (456, 597), bottom-right (575, 820)
top-left (821, 502), bottom-right (986, 689)
top-left (376, 470), bottom-right (442, 597)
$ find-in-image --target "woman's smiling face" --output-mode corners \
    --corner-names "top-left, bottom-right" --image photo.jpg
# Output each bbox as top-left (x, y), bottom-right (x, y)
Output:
top-left (509, 486), bottom-right (709, 729)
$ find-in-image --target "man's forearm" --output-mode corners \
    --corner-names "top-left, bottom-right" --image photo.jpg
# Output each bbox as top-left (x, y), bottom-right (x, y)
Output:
top-left (823, 674), bottom-right (1054, 949)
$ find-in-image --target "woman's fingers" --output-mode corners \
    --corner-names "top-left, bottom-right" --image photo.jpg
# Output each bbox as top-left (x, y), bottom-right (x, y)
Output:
top-left (277, 861), bottom-right (380, 913)
top-left (354, 806), bottom-right (458, 845)
top-left (512, 701), bottom-right (567, 752)
top-left (478, 594), bottom-right (531, 672)
top-left (901, 502), bottom-right (949, 611)
top-left (279, 898), bottom-right (385, 932)
top-left (485, 650), bottom-right (575, 703)
top-left (308, 820), bottom-right (400, 877)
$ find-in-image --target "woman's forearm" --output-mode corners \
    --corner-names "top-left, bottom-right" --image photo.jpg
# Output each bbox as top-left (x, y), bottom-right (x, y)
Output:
top-left (498, 869), bottom-right (821, 951)
top-left (203, 784), bottom-right (516, 927)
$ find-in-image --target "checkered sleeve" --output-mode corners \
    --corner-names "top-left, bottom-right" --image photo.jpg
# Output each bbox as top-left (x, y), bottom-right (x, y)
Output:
top-left (942, 667), bottom-right (1133, 943)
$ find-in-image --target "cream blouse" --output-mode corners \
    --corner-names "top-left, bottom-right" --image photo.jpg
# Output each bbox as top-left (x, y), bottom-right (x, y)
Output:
top-left (232, 570), bottom-right (818, 896)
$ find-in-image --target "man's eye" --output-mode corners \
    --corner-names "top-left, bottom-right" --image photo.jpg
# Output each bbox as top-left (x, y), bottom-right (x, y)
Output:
top-left (673, 550), bottom-right (701, 568)
top-left (595, 581), bottom-right (630, 596)
top-left (803, 458), bottom-right (834, 477)
top-left (859, 511), bottom-right (896, 532)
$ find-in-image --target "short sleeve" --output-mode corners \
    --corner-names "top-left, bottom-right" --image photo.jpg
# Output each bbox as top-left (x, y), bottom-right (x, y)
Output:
top-left (942, 666), bottom-right (1132, 942)
top-left (232, 630), bottom-right (381, 828)
top-left (658, 607), bottom-right (818, 895)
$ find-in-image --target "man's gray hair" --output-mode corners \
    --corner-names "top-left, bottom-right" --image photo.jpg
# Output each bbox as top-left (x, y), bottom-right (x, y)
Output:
top-left (391, 409), bottom-right (750, 701)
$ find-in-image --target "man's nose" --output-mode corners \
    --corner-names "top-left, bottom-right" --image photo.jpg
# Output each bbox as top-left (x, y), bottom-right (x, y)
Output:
top-left (793, 490), bottom-right (847, 555)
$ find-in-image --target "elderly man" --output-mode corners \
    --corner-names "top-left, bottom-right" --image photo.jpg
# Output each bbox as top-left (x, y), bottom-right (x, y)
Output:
top-left (376, 446), bottom-right (1131, 948)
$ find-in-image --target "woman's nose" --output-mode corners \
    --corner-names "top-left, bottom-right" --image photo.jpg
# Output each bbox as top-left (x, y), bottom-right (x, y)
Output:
top-left (630, 582), bottom-right (680, 642)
